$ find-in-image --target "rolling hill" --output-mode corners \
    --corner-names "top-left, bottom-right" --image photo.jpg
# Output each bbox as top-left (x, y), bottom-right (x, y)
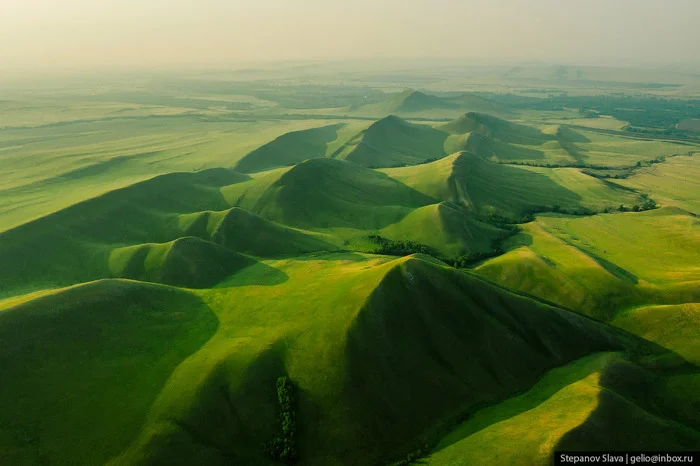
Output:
top-left (379, 202), bottom-right (509, 258)
top-left (44, 254), bottom-right (654, 466)
top-left (332, 115), bottom-right (449, 168)
top-left (355, 90), bottom-right (501, 117)
top-left (223, 158), bottom-right (435, 229)
top-left (109, 237), bottom-right (254, 288)
top-left (382, 151), bottom-right (642, 220)
top-left (235, 124), bottom-right (345, 173)
top-left (475, 208), bottom-right (700, 319)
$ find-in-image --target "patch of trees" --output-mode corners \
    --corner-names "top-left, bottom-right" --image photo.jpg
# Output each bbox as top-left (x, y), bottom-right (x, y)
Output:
top-left (603, 195), bottom-right (657, 213)
top-left (368, 235), bottom-right (433, 256)
top-left (264, 376), bottom-right (298, 463)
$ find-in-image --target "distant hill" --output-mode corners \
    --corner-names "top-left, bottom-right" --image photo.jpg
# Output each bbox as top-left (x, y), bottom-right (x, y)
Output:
top-left (356, 90), bottom-right (502, 117)
top-left (235, 123), bottom-right (344, 173)
top-left (333, 115), bottom-right (449, 168)
top-left (441, 112), bottom-right (553, 144)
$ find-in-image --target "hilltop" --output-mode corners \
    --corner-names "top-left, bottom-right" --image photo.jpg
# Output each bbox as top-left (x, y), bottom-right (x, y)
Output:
top-left (223, 158), bottom-right (435, 229)
top-left (356, 90), bottom-right (502, 117)
top-left (332, 115), bottom-right (449, 168)
top-left (235, 123), bottom-right (344, 174)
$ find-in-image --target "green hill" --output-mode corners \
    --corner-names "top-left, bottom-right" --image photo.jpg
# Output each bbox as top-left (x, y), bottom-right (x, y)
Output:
top-left (380, 202), bottom-right (508, 258)
top-left (382, 151), bottom-right (641, 220)
top-left (441, 112), bottom-right (553, 144)
top-left (332, 115), bottom-right (449, 168)
top-left (109, 237), bottom-right (254, 288)
top-left (356, 90), bottom-right (501, 117)
top-left (109, 254), bottom-right (648, 466)
top-left (475, 208), bottom-right (700, 319)
top-left (235, 124), bottom-right (344, 173)
top-left (426, 352), bottom-right (700, 465)
top-left (223, 158), bottom-right (435, 229)
top-left (0, 280), bottom-right (219, 466)
top-left (0, 168), bottom-right (247, 296)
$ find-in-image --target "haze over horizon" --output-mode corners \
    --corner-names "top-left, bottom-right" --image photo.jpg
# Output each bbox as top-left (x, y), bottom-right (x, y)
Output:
top-left (1, 0), bottom-right (699, 71)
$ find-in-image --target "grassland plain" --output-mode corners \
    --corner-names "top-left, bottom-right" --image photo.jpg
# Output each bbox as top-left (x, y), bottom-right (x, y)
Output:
top-left (1, 78), bottom-right (699, 466)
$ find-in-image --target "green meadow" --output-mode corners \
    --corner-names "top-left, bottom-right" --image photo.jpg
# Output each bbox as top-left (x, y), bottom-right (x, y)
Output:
top-left (0, 70), bottom-right (698, 465)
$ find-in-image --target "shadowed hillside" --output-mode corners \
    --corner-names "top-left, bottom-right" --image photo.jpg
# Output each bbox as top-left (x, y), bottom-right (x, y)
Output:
top-left (235, 124), bottom-right (345, 173)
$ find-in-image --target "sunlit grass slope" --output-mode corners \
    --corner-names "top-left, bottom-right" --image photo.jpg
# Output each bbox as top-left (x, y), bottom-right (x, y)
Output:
top-left (106, 254), bottom-right (638, 466)
top-left (0, 280), bottom-right (219, 466)
top-left (383, 151), bottom-right (639, 219)
top-left (332, 115), bottom-right (448, 168)
top-left (613, 303), bottom-right (700, 365)
top-left (380, 202), bottom-right (508, 257)
top-left (223, 158), bottom-right (435, 229)
top-left (475, 208), bottom-right (700, 319)
top-left (618, 153), bottom-right (700, 214)
top-left (426, 352), bottom-right (700, 465)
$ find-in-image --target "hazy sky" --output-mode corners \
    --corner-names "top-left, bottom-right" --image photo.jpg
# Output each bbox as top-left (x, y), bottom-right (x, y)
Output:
top-left (1, 0), bottom-right (699, 70)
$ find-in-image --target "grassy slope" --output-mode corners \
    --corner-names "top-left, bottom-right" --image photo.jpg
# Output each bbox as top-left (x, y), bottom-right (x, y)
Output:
top-left (0, 169), bottom-right (337, 297)
top-left (613, 303), bottom-right (700, 365)
top-left (0, 280), bottom-right (219, 466)
top-left (383, 151), bottom-right (638, 219)
top-left (109, 236), bottom-right (254, 288)
top-left (234, 123), bottom-right (345, 173)
top-left (380, 202), bottom-right (507, 258)
top-left (223, 158), bottom-right (435, 230)
top-left (475, 208), bottom-right (700, 319)
top-left (618, 154), bottom-right (700, 214)
top-left (355, 91), bottom-right (501, 119)
top-left (332, 115), bottom-right (448, 168)
top-left (0, 116), bottom-right (344, 232)
top-left (109, 254), bottom-right (641, 466)
top-left (427, 353), bottom-right (700, 465)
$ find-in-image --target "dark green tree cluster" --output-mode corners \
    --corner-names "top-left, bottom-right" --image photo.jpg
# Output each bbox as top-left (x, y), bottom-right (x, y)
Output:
top-left (264, 376), bottom-right (298, 463)
top-left (368, 235), bottom-right (432, 256)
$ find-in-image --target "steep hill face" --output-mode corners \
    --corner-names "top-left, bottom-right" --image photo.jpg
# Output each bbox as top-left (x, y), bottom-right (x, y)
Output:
top-left (111, 255), bottom-right (650, 466)
top-left (333, 115), bottom-right (449, 168)
top-left (235, 124), bottom-right (344, 173)
top-left (225, 158), bottom-right (436, 229)
top-left (380, 202), bottom-right (508, 258)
